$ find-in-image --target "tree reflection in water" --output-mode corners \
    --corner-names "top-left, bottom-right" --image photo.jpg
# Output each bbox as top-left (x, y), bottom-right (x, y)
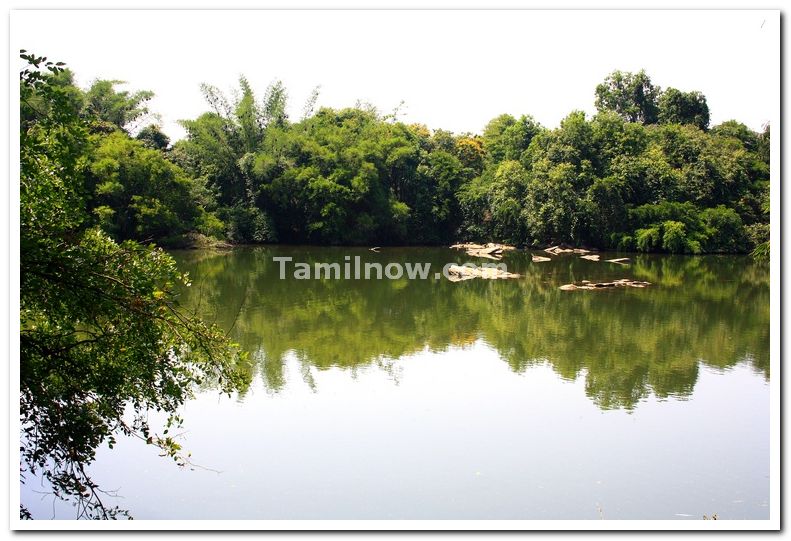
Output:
top-left (172, 247), bottom-right (769, 411)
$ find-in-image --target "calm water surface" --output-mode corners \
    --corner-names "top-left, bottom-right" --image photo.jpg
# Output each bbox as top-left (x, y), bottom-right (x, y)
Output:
top-left (27, 247), bottom-right (770, 519)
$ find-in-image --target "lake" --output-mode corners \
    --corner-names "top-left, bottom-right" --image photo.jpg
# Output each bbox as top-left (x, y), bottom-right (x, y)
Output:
top-left (25, 247), bottom-right (770, 520)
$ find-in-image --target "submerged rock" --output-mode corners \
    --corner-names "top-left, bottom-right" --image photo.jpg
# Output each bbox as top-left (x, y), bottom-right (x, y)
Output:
top-left (532, 255), bottom-right (552, 262)
top-left (446, 264), bottom-right (520, 281)
top-left (545, 244), bottom-right (594, 255)
top-left (450, 242), bottom-right (486, 250)
top-left (559, 278), bottom-right (651, 291)
top-left (544, 245), bottom-right (575, 255)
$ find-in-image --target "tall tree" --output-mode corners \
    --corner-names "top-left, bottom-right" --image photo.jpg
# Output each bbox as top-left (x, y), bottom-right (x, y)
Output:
top-left (83, 79), bottom-right (154, 132)
top-left (658, 88), bottom-right (710, 130)
top-left (595, 69), bottom-right (661, 124)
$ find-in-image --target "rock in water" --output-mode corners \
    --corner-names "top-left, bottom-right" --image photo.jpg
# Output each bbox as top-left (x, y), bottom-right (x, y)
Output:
top-left (451, 242), bottom-right (515, 261)
top-left (559, 279), bottom-right (651, 291)
top-left (450, 242), bottom-right (485, 250)
top-left (446, 264), bottom-right (520, 281)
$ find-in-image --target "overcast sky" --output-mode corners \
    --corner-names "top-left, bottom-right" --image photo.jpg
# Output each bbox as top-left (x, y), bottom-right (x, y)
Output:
top-left (12, 9), bottom-right (778, 140)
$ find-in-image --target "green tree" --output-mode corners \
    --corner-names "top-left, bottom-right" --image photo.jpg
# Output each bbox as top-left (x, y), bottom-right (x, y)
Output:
top-left (83, 79), bottom-right (154, 132)
top-left (488, 160), bottom-right (529, 244)
top-left (481, 113), bottom-right (516, 165)
top-left (20, 51), bottom-right (249, 519)
top-left (523, 161), bottom-right (588, 245)
top-left (135, 124), bottom-right (170, 150)
top-left (700, 205), bottom-right (748, 253)
top-left (179, 77), bottom-right (289, 207)
top-left (585, 176), bottom-right (628, 248)
top-left (595, 69), bottom-right (661, 124)
top-left (658, 88), bottom-right (710, 130)
top-left (87, 132), bottom-right (206, 241)
top-left (411, 150), bottom-right (466, 243)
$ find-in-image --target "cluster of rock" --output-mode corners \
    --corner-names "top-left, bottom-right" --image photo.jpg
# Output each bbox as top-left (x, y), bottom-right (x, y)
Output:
top-left (450, 242), bottom-right (516, 261)
top-left (445, 264), bottom-right (520, 282)
top-left (449, 242), bottom-right (632, 270)
top-left (532, 245), bottom-right (631, 266)
top-left (559, 279), bottom-right (652, 291)
top-left (544, 245), bottom-right (592, 255)
top-left (579, 254), bottom-right (631, 264)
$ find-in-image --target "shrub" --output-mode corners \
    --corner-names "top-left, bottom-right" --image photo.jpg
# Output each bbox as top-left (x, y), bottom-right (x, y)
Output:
top-left (636, 226), bottom-right (661, 252)
top-left (196, 211), bottom-right (226, 239)
top-left (661, 220), bottom-right (688, 253)
top-left (700, 205), bottom-right (747, 253)
top-left (220, 205), bottom-right (277, 243)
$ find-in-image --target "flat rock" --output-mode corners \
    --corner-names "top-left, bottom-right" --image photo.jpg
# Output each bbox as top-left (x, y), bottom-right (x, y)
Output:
top-left (580, 254), bottom-right (600, 261)
top-left (452, 242), bottom-right (516, 261)
top-left (446, 264), bottom-right (520, 281)
top-left (545, 247), bottom-right (575, 255)
top-left (545, 245), bottom-right (588, 255)
top-left (532, 255), bottom-right (552, 262)
top-left (451, 242), bottom-right (515, 251)
top-left (450, 243), bottom-right (486, 250)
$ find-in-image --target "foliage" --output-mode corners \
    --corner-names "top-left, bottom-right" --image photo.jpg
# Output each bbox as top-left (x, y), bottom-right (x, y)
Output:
top-left (83, 79), bottom-right (154, 132)
top-left (20, 51), bottom-right (249, 519)
top-left (47, 62), bottom-right (766, 255)
top-left (22, 54), bottom-right (770, 254)
top-left (700, 205), bottom-right (748, 253)
top-left (87, 132), bottom-right (206, 240)
top-left (658, 88), bottom-right (710, 130)
top-left (219, 204), bottom-right (277, 243)
top-left (595, 69), bottom-right (661, 124)
top-left (135, 124), bottom-right (170, 150)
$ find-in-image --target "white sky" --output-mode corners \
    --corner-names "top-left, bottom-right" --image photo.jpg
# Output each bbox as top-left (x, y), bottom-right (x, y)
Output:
top-left (12, 9), bottom-right (778, 141)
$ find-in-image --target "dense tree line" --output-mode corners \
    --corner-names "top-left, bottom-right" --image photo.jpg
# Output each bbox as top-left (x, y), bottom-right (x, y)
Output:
top-left (35, 64), bottom-right (769, 254)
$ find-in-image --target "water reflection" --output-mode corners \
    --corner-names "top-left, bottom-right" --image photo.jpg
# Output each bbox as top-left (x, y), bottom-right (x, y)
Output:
top-left (172, 247), bottom-right (769, 410)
